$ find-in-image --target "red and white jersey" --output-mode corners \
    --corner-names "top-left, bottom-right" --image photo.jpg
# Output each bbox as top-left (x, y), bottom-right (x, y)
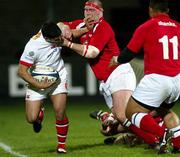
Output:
top-left (127, 14), bottom-right (180, 76)
top-left (65, 18), bottom-right (120, 81)
top-left (19, 33), bottom-right (65, 73)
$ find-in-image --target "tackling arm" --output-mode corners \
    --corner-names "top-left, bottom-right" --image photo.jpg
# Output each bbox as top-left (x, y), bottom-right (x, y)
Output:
top-left (71, 28), bottom-right (89, 38)
top-left (63, 38), bottom-right (100, 58)
top-left (57, 22), bottom-right (89, 38)
top-left (117, 47), bottom-right (137, 64)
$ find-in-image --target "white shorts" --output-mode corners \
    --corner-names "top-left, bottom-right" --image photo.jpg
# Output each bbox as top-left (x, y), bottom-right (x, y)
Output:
top-left (99, 63), bottom-right (136, 109)
top-left (25, 68), bottom-right (68, 101)
top-left (132, 73), bottom-right (180, 108)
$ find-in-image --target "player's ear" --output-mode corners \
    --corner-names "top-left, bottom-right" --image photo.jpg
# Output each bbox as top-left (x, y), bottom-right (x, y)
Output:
top-left (149, 7), bottom-right (153, 17)
top-left (166, 8), bottom-right (169, 13)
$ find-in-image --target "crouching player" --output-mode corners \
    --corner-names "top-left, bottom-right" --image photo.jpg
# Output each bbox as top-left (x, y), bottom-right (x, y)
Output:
top-left (90, 101), bottom-right (180, 153)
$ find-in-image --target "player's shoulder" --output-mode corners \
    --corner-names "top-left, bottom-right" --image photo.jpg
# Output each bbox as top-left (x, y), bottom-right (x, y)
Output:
top-left (98, 19), bottom-right (114, 32)
top-left (135, 18), bottom-right (156, 33)
top-left (25, 37), bottom-right (43, 53)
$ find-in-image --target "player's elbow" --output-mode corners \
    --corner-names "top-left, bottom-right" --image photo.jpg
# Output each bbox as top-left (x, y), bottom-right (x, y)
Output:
top-left (17, 64), bottom-right (27, 79)
top-left (85, 45), bottom-right (100, 58)
top-left (17, 67), bottom-right (23, 77)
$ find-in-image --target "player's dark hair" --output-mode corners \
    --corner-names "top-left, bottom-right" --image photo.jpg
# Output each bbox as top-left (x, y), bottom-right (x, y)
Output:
top-left (41, 22), bottom-right (61, 39)
top-left (149, 0), bottom-right (169, 13)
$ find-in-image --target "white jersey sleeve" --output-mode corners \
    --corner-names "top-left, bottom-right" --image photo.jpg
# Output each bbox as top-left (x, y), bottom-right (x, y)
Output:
top-left (20, 39), bottom-right (36, 66)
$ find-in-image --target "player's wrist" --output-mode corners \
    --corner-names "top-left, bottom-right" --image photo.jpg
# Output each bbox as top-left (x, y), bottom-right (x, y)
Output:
top-left (67, 41), bottom-right (73, 48)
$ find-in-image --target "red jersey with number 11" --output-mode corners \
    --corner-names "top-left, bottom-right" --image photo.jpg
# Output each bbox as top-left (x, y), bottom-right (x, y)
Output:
top-left (127, 14), bottom-right (180, 76)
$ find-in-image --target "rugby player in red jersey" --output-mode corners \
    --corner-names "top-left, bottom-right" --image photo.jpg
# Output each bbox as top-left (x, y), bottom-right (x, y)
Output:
top-left (110, 0), bottom-right (180, 154)
top-left (61, 0), bottom-right (168, 150)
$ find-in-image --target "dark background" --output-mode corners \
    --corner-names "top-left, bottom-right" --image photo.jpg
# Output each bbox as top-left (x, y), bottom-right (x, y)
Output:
top-left (0, 0), bottom-right (179, 101)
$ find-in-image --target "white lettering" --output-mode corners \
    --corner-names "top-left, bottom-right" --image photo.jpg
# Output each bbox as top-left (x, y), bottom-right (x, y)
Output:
top-left (158, 21), bottom-right (177, 27)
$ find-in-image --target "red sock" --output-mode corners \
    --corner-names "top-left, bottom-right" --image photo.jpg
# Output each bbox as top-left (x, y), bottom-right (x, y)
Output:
top-left (138, 114), bottom-right (164, 137)
top-left (129, 124), bottom-right (159, 144)
top-left (56, 117), bottom-right (69, 149)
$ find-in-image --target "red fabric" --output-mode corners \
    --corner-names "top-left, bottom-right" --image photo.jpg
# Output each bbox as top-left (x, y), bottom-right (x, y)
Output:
top-left (172, 136), bottom-right (180, 149)
top-left (19, 60), bottom-right (33, 67)
top-left (127, 14), bottom-right (180, 76)
top-left (85, 2), bottom-right (101, 11)
top-left (154, 116), bottom-right (163, 124)
top-left (65, 19), bottom-right (120, 81)
top-left (140, 114), bottom-right (164, 137)
top-left (129, 124), bottom-right (158, 144)
top-left (56, 117), bottom-right (69, 149)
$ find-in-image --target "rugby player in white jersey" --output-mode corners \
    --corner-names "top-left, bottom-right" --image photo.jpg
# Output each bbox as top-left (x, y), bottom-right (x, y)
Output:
top-left (18, 21), bottom-right (89, 153)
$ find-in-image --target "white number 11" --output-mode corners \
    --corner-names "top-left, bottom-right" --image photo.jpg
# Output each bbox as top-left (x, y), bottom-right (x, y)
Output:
top-left (159, 35), bottom-right (178, 60)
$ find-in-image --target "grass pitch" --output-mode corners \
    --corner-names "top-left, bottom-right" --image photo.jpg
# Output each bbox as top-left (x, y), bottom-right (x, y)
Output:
top-left (0, 99), bottom-right (179, 157)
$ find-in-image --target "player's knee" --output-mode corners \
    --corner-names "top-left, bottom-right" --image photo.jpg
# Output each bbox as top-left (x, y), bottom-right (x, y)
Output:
top-left (26, 116), bottom-right (37, 123)
top-left (55, 111), bottom-right (65, 120)
top-left (116, 114), bottom-right (127, 124)
top-left (164, 112), bottom-right (179, 128)
top-left (26, 112), bottom-right (39, 123)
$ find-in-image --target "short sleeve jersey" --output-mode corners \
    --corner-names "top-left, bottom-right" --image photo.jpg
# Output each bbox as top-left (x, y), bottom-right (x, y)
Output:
top-left (65, 18), bottom-right (120, 81)
top-left (127, 14), bottom-right (180, 76)
top-left (19, 33), bottom-right (65, 72)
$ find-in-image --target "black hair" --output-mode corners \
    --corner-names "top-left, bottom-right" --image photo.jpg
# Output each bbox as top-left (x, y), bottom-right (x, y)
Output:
top-left (41, 22), bottom-right (61, 39)
top-left (149, 0), bottom-right (169, 12)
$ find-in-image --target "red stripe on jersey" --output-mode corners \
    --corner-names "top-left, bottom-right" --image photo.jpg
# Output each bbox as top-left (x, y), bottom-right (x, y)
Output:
top-left (19, 61), bottom-right (33, 67)
top-left (83, 45), bottom-right (88, 57)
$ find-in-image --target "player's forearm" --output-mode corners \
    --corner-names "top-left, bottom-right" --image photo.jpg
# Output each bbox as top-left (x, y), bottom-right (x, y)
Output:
top-left (117, 47), bottom-right (136, 64)
top-left (63, 40), bottom-right (99, 58)
top-left (18, 64), bottom-right (38, 87)
top-left (65, 41), bottom-right (86, 56)
top-left (57, 22), bottom-right (68, 31)
top-left (71, 27), bottom-right (89, 38)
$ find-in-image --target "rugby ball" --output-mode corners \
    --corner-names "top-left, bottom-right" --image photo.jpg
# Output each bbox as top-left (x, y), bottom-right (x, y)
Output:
top-left (31, 70), bottom-right (59, 83)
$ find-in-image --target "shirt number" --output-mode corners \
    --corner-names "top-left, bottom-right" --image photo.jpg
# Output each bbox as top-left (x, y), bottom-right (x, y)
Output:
top-left (159, 35), bottom-right (178, 60)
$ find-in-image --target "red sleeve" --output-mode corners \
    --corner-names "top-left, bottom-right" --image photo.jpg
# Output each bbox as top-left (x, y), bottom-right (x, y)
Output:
top-left (89, 21), bottom-right (119, 54)
top-left (127, 23), bottom-right (148, 53)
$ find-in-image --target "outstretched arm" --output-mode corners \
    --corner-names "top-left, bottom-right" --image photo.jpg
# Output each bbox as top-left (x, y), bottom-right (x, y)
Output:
top-left (57, 22), bottom-right (89, 39)
top-left (62, 37), bottom-right (100, 59)
top-left (109, 48), bottom-right (137, 67)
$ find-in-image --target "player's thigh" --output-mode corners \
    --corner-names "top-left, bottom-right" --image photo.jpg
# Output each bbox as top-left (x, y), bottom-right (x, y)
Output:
top-left (50, 76), bottom-right (68, 116)
top-left (25, 88), bottom-right (45, 122)
top-left (108, 63), bottom-right (136, 94)
top-left (25, 100), bottom-right (43, 123)
top-left (125, 97), bottom-right (150, 120)
top-left (112, 90), bottom-right (132, 122)
top-left (133, 74), bottom-right (172, 108)
top-left (50, 93), bottom-right (67, 118)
